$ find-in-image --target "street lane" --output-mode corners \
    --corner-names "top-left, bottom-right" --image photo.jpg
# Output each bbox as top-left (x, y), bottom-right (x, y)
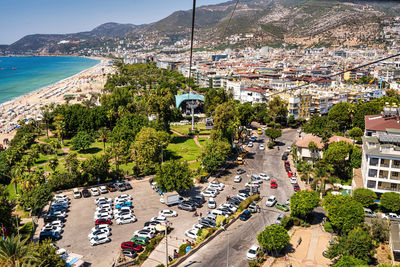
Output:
top-left (181, 129), bottom-right (297, 267)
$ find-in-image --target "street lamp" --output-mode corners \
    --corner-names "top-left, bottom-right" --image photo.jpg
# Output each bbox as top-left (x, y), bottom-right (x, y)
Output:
top-left (163, 220), bottom-right (172, 267)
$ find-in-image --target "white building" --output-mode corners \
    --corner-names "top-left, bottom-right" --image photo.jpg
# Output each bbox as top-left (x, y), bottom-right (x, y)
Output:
top-left (362, 108), bottom-right (400, 194)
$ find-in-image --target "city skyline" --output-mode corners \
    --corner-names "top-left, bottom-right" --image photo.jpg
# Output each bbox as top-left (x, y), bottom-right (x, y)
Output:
top-left (0, 0), bottom-right (226, 44)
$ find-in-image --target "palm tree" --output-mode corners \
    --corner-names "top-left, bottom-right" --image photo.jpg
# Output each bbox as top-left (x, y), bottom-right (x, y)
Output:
top-left (48, 158), bottom-right (59, 172)
top-left (312, 162), bottom-right (335, 198)
top-left (53, 114), bottom-right (66, 146)
top-left (299, 161), bottom-right (313, 185)
top-left (0, 235), bottom-right (34, 266)
top-left (9, 164), bottom-right (23, 195)
top-left (39, 107), bottom-right (51, 139)
top-left (98, 127), bottom-right (109, 152)
top-left (307, 141), bottom-right (319, 165)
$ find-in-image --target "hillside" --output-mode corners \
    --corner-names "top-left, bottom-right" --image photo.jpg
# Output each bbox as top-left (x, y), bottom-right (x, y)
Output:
top-left (3, 0), bottom-right (400, 54)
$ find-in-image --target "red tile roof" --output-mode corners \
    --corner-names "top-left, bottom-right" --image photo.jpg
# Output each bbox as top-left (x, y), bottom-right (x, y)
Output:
top-left (365, 115), bottom-right (400, 132)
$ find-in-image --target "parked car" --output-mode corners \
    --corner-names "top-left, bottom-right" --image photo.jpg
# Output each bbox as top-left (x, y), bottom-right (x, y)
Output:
top-left (248, 142), bottom-right (253, 147)
top-left (236, 169), bottom-right (246, 174)
top-left (115, 211), bottom-right (133, 220)
top-left (259, 173), bottom-right (270, 180)
top-left (219, 203), bottom-right (237, 213)
top-left (114, 183), bottom-right (126, 192)
top-left (88, 229), bottom-right (111, 240)
top-left (99, 186), bottom-right (108, 194)
top-left (82, 189), bottom-right (91, 198)
top-left (246, 245), bottom-right (259, 261)
top-left (41, 225), bottom-right (63, 234)
top-left (50, 210), bottom-right (66, 218)
top-left (199, 218), bottom-right (216, 228)
top-left (250, 136), bottom-right (256, 142)
top-left (121, 241), bottom-right (143, 252)
top-left (44, 215), bottom-right (65, 223)
top-left (239, 210), bottom-right (252, 221)
top-left (234, 175), bottom-right (242, 183)
top-left (116, 215), bottom-right (137, 225)
top-left (73, 188), bottom-right (82, 199)
top-left (95, 219), bottom-right (112, 226)
top-left (290, 177), bottom-right (297, 184)
top-left (266, 196), bottom-right (277, 207)
top-left (116, 202), bottom-right (133, 209)
top-left (106, 184), bottom-right (117, 192)
top-left (245, 182), bottom-right (260, 188)
top-left (150, 216), bottom-right (167, 223)
top-left (123, 182), bottom-right (133, 190)
top-left (185, 229), bottom-right (199, 239)
top-left (49, 220), bottom-right (64, 228)
top-left (90, 188), bottom-right (100, 196)
top-left (281, 154), bottom-right (288, 161)
top-left (115, 194), bottom-right (133, 203)
top-left (95, 197), bottom-right (112, 205)
top-left (91, 224), bottom-right (110, 232)
top-left (54, 194), bottom-right (69, 202)
top-left (275, 214), bottom-right (285, 225)
top-left (201, 190), bottom-right (217, 198)
top-left (293, 183), bottom-right (300, 192)
top-left (276, 202), bottom-right (290, 212)
top-left (159, 209), bottom-right (178, 217)
top-left (130, 236), bottom-right (148, 246)
top-left (114, 207), bottom-right (131, 215)
top-left (122, 249), bottom-right (137, 258)
top-left (270, 180), bottom-right (278, 189)
top-left (90, 234), bottom-right (111, 246)
top-left (237, 193), bottom-right (249, 201)
top-left (144, 221), bottom-right (161, 229)
top-left (93, 213), bottom-right (113, 221)
top-left (364, 208), bottom-right (377, 218)
top-left (208, 198), bottom-right (216, 209)
top-left (134, 229), bottom-right (155, 239)
top-left (39, 231), bottom-right (61, 242)
top-left (178, 202), bottom-right (196, 212)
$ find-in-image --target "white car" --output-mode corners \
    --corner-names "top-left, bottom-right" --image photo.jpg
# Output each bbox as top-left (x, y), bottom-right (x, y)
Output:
top-left (88, 228), bottom-right (110, 239)
top-left (115, 211), bottom-right (133, 220)
top-left (266, 196), bottom-right (277, 207)
top-left (246, 245), bottom-right (260, 260)
top-left (95, 209), bottom-right (113, 216)
top-left (248, 142), bottom-right (253, 147)
top-left (259, 173), bottom-right (270, 181)
top-left (261, 126), bottom-right (267, 131)
top-left (245, 182), bottom-right (260, 188)
top-left (150, 216), bottom-right (167, 223)
top-left (209, 181), bottom-right (225, 189)
top-left (99, 186), bottom-right (108, 194)
top-left (91, 224), bottom-right (111, 232)
top-left (90, 234), bottom-right (110, 246)
top-left (290, 177), bottom-right (297, 184)
top-left (116, 214), bottom-right (137, 225)
top-left (41, 225), bottom-right (63, 234)
top-left (54, 194), bottom-right (69, 202)
top-left (236, 193), bottom-right (248, 202)
top-left (192, 224), bottom-right (206, 231)
top-left (93, 213), bottom-right (113, 221)
top-left (95, 197), bottom-right (112, 205)
top-left (54, 198), bottom-right (69, 205)
top-left (90, 188), bottom-right (100, 196)
top-left (134, 229), bottom-right (155, 239)
top-left (97, 203), bottom-right (112, 210)
top-left (234, 175), bottom-right (242, 183)
top-left (285, 146), bottom-right (291, 153)
top-left (97, 206), bottom-right (112, 213)
top-left (259, 145), bottom-right (265, 150)
top-left (159, 209), bottom-right (178, 217)
top-left (201, 190), bottom-right (217, 198)
top-left (185, 228), bottom-right (198, 239)
top-left (49, 220), bottom-right (64, 228)
top-left (114, 194), bottom-right (132, 203)
top-left (208, 197), bottom-right (216, 209)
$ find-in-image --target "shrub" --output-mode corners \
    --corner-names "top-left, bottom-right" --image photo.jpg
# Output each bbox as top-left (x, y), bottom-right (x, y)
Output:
top-left (238, 194), bottom-right (260, 212)
top-left (267, 143), bottom-right (274, 149)
top-left (179, 243), bottom-right (191, 256)
top-left (196, 229), bottom-right (209, 243)
top-left (156, 265), bottom-right (165, 267)
top-left (216, 215), bottom-right (228, 227)
top-left (324, 221), bottom-right (334, 233)
top-left (280, 216), bottom-right (294, 230)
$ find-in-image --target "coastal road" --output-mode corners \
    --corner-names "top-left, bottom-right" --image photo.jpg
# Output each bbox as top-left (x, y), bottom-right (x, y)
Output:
top-left (180, 128), bottom-right (298, 267)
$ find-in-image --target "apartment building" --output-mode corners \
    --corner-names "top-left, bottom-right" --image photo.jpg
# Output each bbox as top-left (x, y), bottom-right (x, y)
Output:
top-left (361, 107), bottom-right (400, 194)
top-left (280, 92), bottom-right (312, 120)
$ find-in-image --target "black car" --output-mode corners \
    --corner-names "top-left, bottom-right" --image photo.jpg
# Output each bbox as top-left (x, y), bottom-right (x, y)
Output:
top-left (239, 210), bottom-right (252, 221)
top-left (281, 154), bottom-right (288, 161)
top-left (236, 169), bottom-right (246, 175)
top-left (44, 215), bottom-right (66, 223)
top-left (228, 199), bottom-right (241, 206)
top-left (238, 188), bottom-right (250, 195)
top-left (39, 231), bottom-right (61, 242)
top-left (124, 182), bottom-right (132, 190)
top-left (82, 189), bottom-right (91, 198)
top-left (115, 183), bottom-right (127, 192)
top-left (178, 202), bottom-right (196, 211)
top-left (190, 195), bottom-right (206, 204)
top-left (218, 207), bottom-right (233, 215)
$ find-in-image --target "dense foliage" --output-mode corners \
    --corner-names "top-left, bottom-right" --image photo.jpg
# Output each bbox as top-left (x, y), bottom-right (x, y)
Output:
top-left (290, 190), bottom-right (319, 219)
top-left (257, 225), bottom-right (290, 253)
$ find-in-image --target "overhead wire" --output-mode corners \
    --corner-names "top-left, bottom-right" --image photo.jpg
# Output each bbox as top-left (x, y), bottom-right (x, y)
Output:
top-left (222, 0), bottom-right (240, 40)
top-left (188, 0), bottom-right (197, 89)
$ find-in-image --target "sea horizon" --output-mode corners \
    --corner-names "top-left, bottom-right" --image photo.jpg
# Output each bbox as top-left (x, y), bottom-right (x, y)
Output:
top-left (0, 56), bottom-right (100, 105)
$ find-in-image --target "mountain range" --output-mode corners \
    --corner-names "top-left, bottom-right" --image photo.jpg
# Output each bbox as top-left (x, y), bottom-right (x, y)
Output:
top-left (2, 0), bottom-right (400, 54)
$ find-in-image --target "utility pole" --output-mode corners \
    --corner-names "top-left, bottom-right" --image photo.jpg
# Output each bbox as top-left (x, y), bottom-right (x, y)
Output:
top-left (165, 220), bottom-right (170, 267)
top-left (226, 231), bottom-right (229, 267)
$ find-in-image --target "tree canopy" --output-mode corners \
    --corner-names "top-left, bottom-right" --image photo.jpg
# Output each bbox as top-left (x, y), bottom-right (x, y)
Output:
top-left (380, 192), bottom-right (400, 212)
top-left (290, 190), bottom-right (320, 218)
top-left (71, 131), bottom-right (94, 151)
top-left (352, 188), bottom-right (377, 207)
top-left (327, 102), bottom-right (353, 132)
top-left (257, 225), bottom-right (290, 253)
top-left (154, 160), bottom-right (193, 192)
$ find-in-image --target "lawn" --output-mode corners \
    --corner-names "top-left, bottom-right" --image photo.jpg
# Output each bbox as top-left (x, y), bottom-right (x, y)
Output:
top-left (170, 123), bottom-right (211, 136)
top-left (197, 137), bottom-right (210, 147)
top-left (166, 137), bottom-right (203, 162)
top-left (7, 183), bottom-right (22, 200)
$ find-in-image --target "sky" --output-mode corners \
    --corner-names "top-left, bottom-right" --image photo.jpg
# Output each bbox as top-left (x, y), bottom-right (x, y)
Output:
top-left (0, 0), bottom-right (227, 45)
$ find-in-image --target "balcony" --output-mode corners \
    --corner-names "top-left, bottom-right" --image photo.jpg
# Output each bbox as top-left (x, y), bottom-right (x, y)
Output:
top-left (381, 164), bottom-right (390, 168)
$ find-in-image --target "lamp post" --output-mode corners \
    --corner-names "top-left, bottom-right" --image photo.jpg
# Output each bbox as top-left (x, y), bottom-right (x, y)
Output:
top-left (164, 220), bottom-right (171, 267)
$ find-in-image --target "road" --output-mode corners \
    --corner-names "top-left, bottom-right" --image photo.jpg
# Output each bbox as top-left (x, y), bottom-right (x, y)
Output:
top-left (180, 128), bottom-right (298, 267)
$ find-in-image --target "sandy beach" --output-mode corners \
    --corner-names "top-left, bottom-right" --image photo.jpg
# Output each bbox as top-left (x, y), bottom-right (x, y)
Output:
top-left (0, 57), bottom-right (115, 145)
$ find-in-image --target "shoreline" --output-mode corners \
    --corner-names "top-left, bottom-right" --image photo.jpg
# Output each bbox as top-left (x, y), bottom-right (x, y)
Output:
top-left (0, 56), bottom-right (115, 144)
top-left (0, 57), bottom-right (101, 108)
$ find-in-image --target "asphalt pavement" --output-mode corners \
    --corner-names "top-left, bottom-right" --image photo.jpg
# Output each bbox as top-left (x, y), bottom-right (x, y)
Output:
top-left (180, 128), bottom-right (298, 267)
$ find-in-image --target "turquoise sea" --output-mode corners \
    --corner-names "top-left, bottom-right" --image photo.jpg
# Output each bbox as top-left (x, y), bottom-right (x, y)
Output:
top-left (0, 56), bottom-right (99, 104)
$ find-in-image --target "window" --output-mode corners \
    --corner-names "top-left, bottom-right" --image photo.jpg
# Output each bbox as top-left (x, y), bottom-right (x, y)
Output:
top-left (367, 180), bottom-right (376, 189)
top-left (368, 169), bottom-right (377, 177)
top-left (369, 158), bottom-right (379, 166)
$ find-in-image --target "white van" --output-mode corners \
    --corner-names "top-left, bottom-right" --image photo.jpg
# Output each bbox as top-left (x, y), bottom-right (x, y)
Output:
top-left (73, 188), bottom-right (81, 199)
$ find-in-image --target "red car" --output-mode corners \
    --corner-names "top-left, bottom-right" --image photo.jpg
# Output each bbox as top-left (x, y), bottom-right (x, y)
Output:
top-left (284, 161), bottom-right (290, 166)
top-left (95, 219), bottom-right (112, 226)
top-left (270, 180), bottom-right (278, 189)
top-left (287, 171), bottom-right (294, 178)
top-left (293, 183), bottom-right (300, 192)
top-left (121, 241), bottom-right (143, 252)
